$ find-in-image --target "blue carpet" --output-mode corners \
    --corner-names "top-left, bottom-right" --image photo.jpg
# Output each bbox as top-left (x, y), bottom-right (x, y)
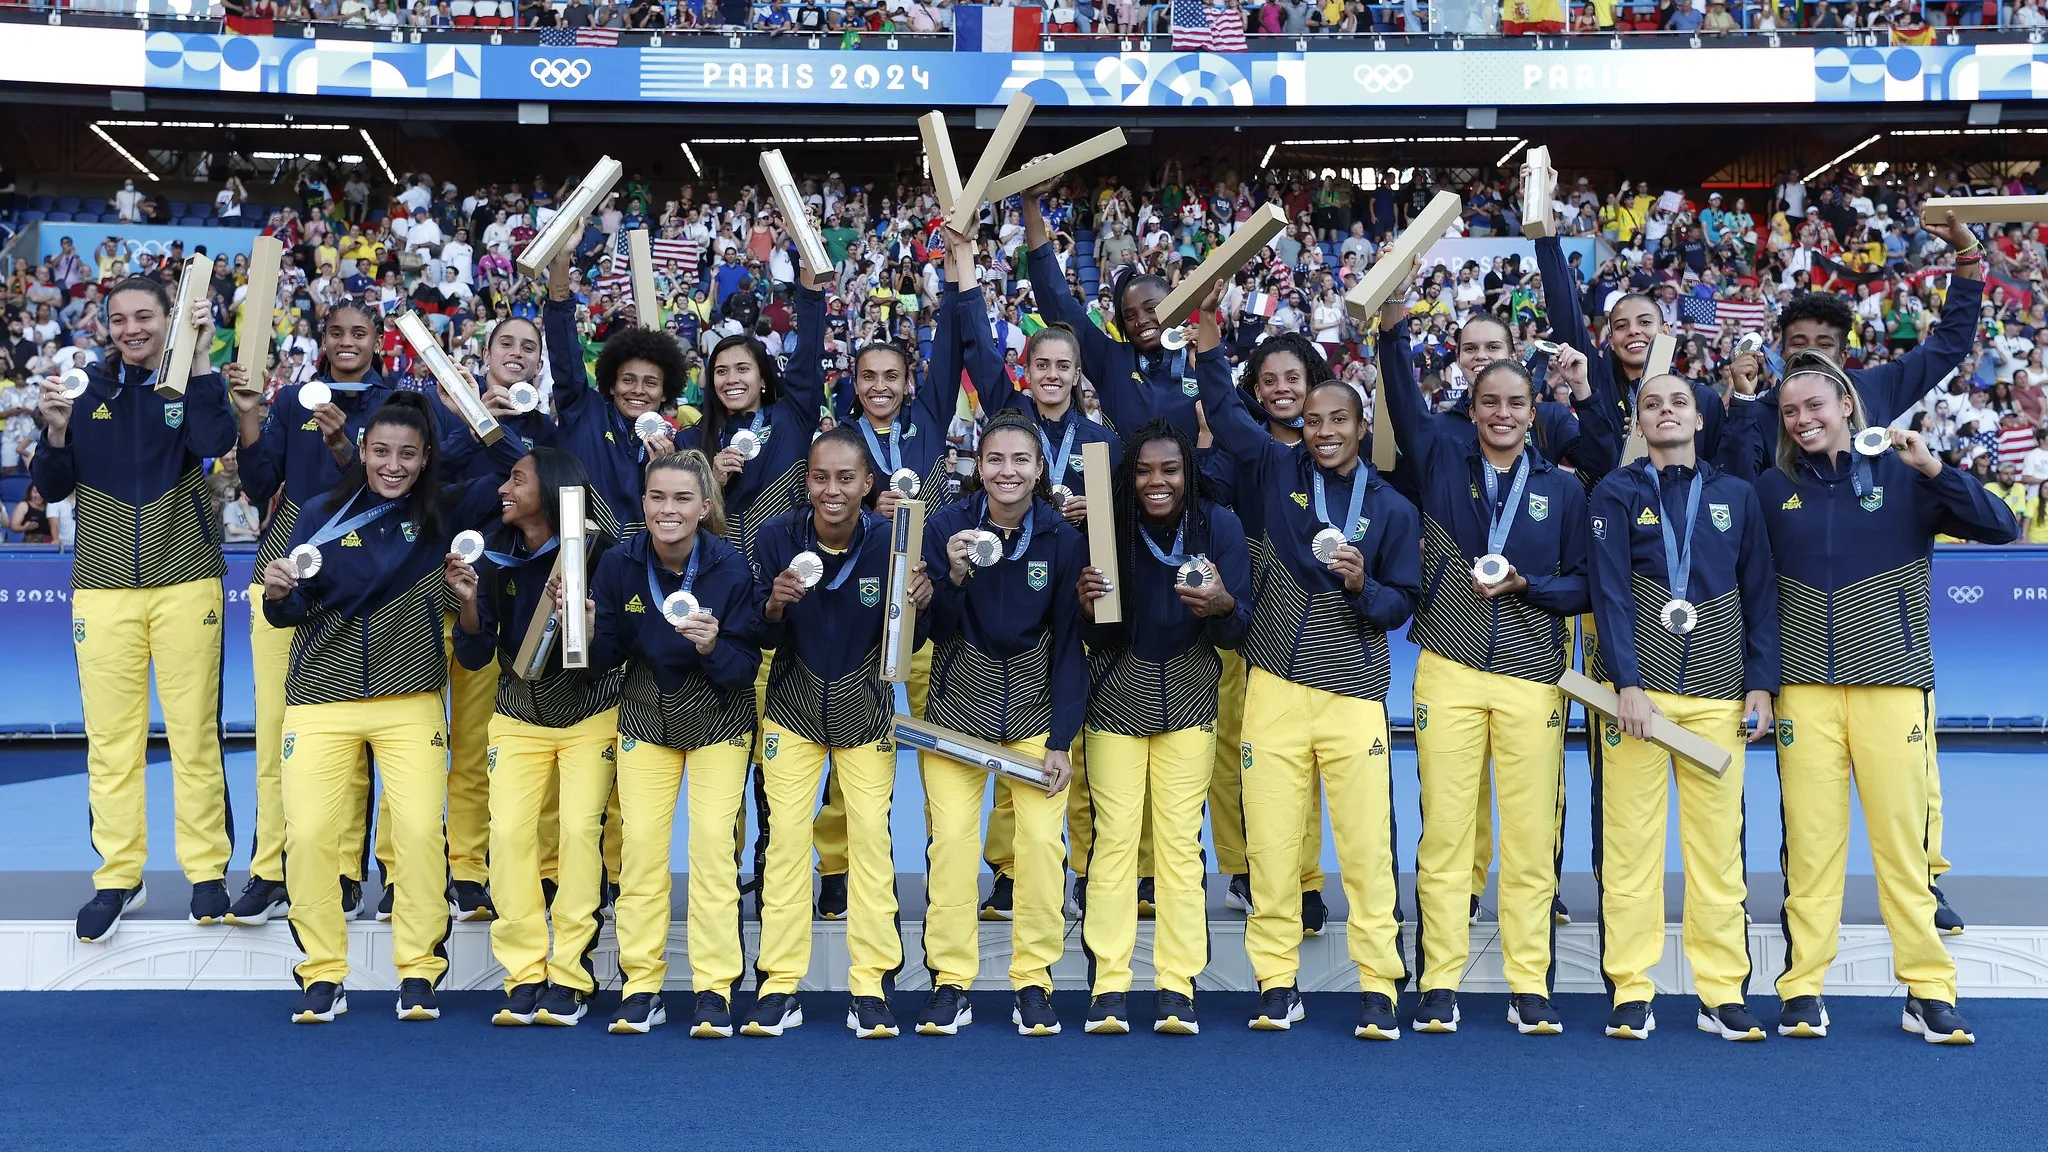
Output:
top-left (2, 992), bottom-right (2042, 1150)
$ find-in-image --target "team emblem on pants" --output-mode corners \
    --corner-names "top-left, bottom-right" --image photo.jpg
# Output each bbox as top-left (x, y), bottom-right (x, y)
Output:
top-left (282, 733), bottom-right (296, 759)
top-left (1240, 742), bottom-right (1253, 771)
top-left (1414, 703), bottom-right (1428, 730)
top-left (765, 733), bottom-right (779, 760)
top-left (1777, 720), bottom-right (1795, 747)
top-left (72, 619), bottom-right (85, 644)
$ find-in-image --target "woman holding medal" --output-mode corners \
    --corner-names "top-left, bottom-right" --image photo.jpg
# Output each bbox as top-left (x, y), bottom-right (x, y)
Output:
top-left (914, 410), bottom-right (1086, 1038)
top-left (450, 447), bottom-right (621, 1028)
top-left (1755, 352), bottom-right (2015, 1045)
top-left (582, 450), bottom-right (762, 1038)
top-left (1588, 372), bottom-right (1779, 1042)
top-left (1074, 419), bottom-right (1251, 1036)
top-left (260, 389), bottom-right (521, 1024)
top-left (1191, 286), bottom-right (1422, 1040)
top-left (748, 427), bottom-right (933, 1040)
top-left (1376, 285), bottom-right (1593, 1037)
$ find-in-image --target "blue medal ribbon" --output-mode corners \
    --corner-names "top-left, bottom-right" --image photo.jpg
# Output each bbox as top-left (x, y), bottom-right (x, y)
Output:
top-left (308, 489), bottom-right (403, 549)
top-left (646, 537), bottom-right (702, 611)
top-left (1312, 464), bottom-right (1370, 541)
top-left (977, 493), bottom-right (1035, 562)
top-left (1141, 517), bottom-right (1189, 567)
top-left (482, 536), bottom-right (559, 570)
top-left (1480, 452), bottom-right (1532, 557)
top-left (859, 417), bottom-right (905, 475)
top-left (1643, 465), bottom-right (1703, 605)
top-left (807, 512), bottom-right (865, 592)
top-left (1037, 417), bottom-right (1078, 488)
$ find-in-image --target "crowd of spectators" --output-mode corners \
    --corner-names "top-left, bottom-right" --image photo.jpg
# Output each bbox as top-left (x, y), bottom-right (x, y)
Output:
top-left (2, 148), bottom-right (2045, 546)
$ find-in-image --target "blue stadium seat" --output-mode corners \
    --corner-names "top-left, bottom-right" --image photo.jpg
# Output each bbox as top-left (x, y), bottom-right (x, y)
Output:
top-left (26, 195), bottom-right (52, 212)
top-left (168, 201), bottom-right (189, 217)
top-left (177, 217), bottom-right (206, 228)
top-left (55, 196), bottom-right (81, 214)
top-left (18, 210), bottom-right (45, 224)
top-left (44, 212), bottom-right (71, 223)
top-left (1, 475), bottom-right (33, 510)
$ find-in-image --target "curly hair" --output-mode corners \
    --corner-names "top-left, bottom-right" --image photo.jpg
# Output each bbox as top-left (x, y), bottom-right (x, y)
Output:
top-left (595, 326), bottom-right (689, 404)
top-left (1776, 291), bottom-right (1855, 341)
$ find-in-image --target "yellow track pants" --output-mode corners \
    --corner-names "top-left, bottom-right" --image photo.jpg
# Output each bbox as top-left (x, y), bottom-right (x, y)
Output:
top-left (1775, 684), bottom-right (1955, 1003)
top-left (1240, 668), bottom-right (1404, 997)
top-left (814, 645), bottom-right (928, 877)
top-left (74, 580), bottom-right (230, 890)
top-left (486, 709), bottom-right (618, 994)
top-left (251, 583), bottom-right (377, 884)
top-left (1594, 691), bottom-right (1751, 1007)
top-left (281, 692), bottom-right (449, 987)
top-left (1082, 725), bottom-right (1213, 996)
top-left (442, 623), bottom-right (494, 886)
top-left (615, 734), bottom-right (751, 998)
top-left (758, 723), bottom-right (902, 997)
top-left (1413, 650), bottom-right (1565, 995)
top-left (1210, 649), bottom-right (1323, 890)
top-left (921, 734), bottom-right (1062, 990)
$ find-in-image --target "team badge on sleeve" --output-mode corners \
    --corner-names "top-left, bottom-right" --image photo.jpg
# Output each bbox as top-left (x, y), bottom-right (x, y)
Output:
top-left (1709, 503), bottom-right (1732, 532)
top-left (1026, 561), bottom-right (1050, 591)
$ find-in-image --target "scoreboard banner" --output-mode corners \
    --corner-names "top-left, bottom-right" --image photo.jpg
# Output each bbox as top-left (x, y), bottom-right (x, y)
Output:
top-left (2, 25), bottom-right (2046, 107)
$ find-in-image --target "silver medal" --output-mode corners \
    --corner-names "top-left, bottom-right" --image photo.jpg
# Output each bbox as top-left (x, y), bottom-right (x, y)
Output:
top-left (729, 428), bottom-right (762, 460)
top-left (58, 368), bottom-right (91, 400)
top-left (1659, 597), bottom-right (1698, 636)
top-left (661, 588), bottom-right (700, 625)
top-left (1734, 331), bottom-right (1765, 356)
top-left (290, 543), bottom-right (323, 579)
top-left (506, 381), bottom-right (540, 414)
top-left (1050, 484), bottom-right (1074, 510)
top-left (1471, 553), bottom-right (1512, 586)
top-left (967, 530), bottom-right (1003, 568)
top-left (890, 468), bottom-right (921, 498)
top-left (789, 550), bottom-right (825, 589)
top-left (634, 410), bottom-right (669, 443)
top-left (451, 530), bottom-right (486, 565)
top-left (1853, 426), bottom-right (1891, 457)
top-left (1176, 557), bottom-right (1214, 589)
top-left (1158, 326), bottom-right (1190, 351)
top-left (298, 380), bottom-right (332, 410)
top-left (1529, 338), bottom-right (1563, 356)
top-left (1311, 527), bottom-right (1347, 565)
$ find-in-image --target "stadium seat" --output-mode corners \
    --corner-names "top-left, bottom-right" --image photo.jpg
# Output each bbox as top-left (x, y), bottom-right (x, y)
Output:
top-left (453, 0), bottom-right (475, 23)
top-left (0, 475), bottom-right (30, 515)
top-left (168, 201), bottom-right (189, 217)
top-left (178, 217), bottom-right (207, 228)
top-left (26, 195), bottom-right (52, 212)
top-left (55, 196), bottom-right (80, 214)
top-left (18, 210), bottom-right (45, 224)
top-left (44, 212), bottom-right (71, 223)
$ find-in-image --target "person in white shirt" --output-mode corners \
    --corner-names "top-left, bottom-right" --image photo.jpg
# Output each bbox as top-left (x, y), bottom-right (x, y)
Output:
top-left (404, 207), bottom-right (443, 253)
top-left (440, 228), bottom-right (475, 284)
top-left (397, 176), bottom-right (432, 216)
top-left (481, 209), bottom-right (513, 252)
top-left (110, 180), bottom-right (145, 224)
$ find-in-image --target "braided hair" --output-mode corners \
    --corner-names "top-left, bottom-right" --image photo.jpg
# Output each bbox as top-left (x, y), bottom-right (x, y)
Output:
top-left (1112, 419), bottom-right (1214, 587)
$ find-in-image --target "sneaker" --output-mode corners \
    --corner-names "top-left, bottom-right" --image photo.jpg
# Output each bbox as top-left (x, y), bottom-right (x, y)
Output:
top-left (1136, 877), bottom-right (1156, 919)
top-left (1013, 986), bottom-right (1061, 1036)
top-left (340, 878), bottom-right (362, 917)
top-left (1249, 985), bottom-right (1304, 1031)
top-left (1932, 886), bottom-right (1964, 935)
top-left (1085, 992), bottom-right (1129, 1035)
top-left (1469, 894), bottom-right (1485, 925)
top-left (1508, 993), bottom-right (1562, 1035)
top-left (978, 875), bottom-right (1014, 922)
top-left (817, 873), bottom-right (849, 921)
top-left (1414, 989), bottom-right (1460, 1034)
top-left (1301, 890), bottom-right (1327, 937)
top-left (847, 995), bottom-right (899, 1039)
top-left (601, 881), bottom-right (620, 920)
top-left (449, 880), bottom-right (496, 922)
top-left (1777, 995), bottom-right (1830, 1039)
top-left (225, 877), bottom-right (288, 926)
top-left (1605, 1000), bottom-right (1656, 1040)
top-left (396, 978), bottom-right (440, 1021)
top-left (1552, 895), bottom-right (1571, 926)
top-left (375, 885), bottom-right (394, 922)
top-left (1902, 997), bottom-right (1975, 1045)
top-left (534, 984), bottom-right (588, 1026)
top-left (1224, 873), bottom-right (1253, 914)
top-left (188, 879), bottom-right (230, 925)
top-left (540, 877), bottom-right (558, 908)
top-left (915, 984), bottom-right (973, 1036)
top-left (291, 981), bottom-right (347, 1024)
top-left (690, 991), bottom-right (734, 1038)
top-left (1154, 990), bottom-right (1199, 1035)
top-left (1064, 874), bottom-right (1088, 920)
top-left (76, 884), bottom-right (146, 944)
top-left (1354, 991), bottom-right (1401, 1040)
top-left (493, 982), bottom-right (543, 1026)
top-left (1697, 1002), bottom-right (1766, 1041)
top-left (741, 992), bottom-right (804, 1037)
top-left (609, 992), bottom-right (667, 1034)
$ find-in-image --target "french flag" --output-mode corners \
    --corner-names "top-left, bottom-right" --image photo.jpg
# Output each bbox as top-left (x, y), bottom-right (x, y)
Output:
top-left (955, 5), bottom-right (1042, 52)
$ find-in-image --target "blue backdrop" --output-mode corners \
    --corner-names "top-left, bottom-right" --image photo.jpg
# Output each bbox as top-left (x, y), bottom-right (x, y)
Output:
top-left (0, 545), bottom-right (2037, 736)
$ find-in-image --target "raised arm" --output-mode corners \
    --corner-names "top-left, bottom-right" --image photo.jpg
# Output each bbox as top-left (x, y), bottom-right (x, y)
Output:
top-left (543, 253), bottom-right (595, 420)
top-left (777, 281), bottom-right (828, 430)
top-left (1853, 272), bottom-right (1983, 427)
top-left (1373, 314), bottom-right (1445, 503)
top-left (1022, 192), bottom-right (1116, 380)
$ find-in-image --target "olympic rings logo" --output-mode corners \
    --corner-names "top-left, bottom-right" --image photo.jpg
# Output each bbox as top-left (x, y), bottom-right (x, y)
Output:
top-left (1351, 64), bottom-right (1415, 93)
top-left (530, 58), bottom-right (592, 88)
top-left (1947, 585), bottom-right (1983, 604)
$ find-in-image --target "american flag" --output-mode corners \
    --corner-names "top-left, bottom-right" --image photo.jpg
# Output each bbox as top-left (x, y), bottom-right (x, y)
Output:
top-left (1169, 0), bottom-right (1247, 52)
top-left (1676, 294), bottom-right (1718, 329)
top-left (594, 231), bottom-right (701, 298)
top-left (1715, 298), bottom-right (1770, 339)
top-left (539, 27), bottom-right (621, 48)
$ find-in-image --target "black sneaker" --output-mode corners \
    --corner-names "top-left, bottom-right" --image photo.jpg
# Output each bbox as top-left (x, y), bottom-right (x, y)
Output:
top-left (915, 984), bottom-right (973, 1036)
top-left (1697, 1001), bottom-right (1766, 1041)
top-left (978, 875), bottom-right (1014, 922)
top-left (493, 982), bottom-right (543, 1026)
top-left (340, 878), bottom-right (362, 917)
top-left (1013, 986), bottom-right (1060, 1036)
top-left (742, 992), bottom-right (804, 1037)
top-left (1224, 873), bottom-right (1253, 914)
top-left (1778, 995), bottom-right (1830, 1039)
top-left (449, 880), bottom-right (496, 922)
top-left (1301, 890), bottom-right (1327, 937)
top-left (817, 873), bottom-right (849, 921)
top-left (535, 984), bottom-right (588, 1026)
top-left (396, 977), bottom-right (440, 1021)
top-left (1469, 893), bottom-right (1485, 924)
top-left (1154, 990), bottom-right (1199, 1035)
top-left (1932, 886), bottom-right (1964, 935)
top-left (1508, 993), bottom-right (1562, 1035)
top-left (1552, 895), bottom-right (1571, 926)
top-left (226, 877), bottom-right (288, 926)
top-left (847, 995), bottom-right (899, 1039)
top-left (690, 991), bottom-right (734, 1038)
top-left (1064, 874), bottom-right (1088, 920)
top-left (1903, 997), bottom-right (1975, 1045)
top-left (540, 877), bottom-right (558, 909)
top-left (1605, 1000), bottom-right (1656, 1040)
top-left (609, 992), bottom-right (666, 1034)
top-left (1414, 988), bottom-right (1460, 1034)
top-left (1354, 992), bottom-right (1401, 1041)
top-left (601, 881), bottom-right (619, 920)
top-left (76, 884), bottom-right (146, 944)
top-left (188, 879), bottom-right (230, 925)
top-left (1249, 985), bottom-right (1304, 1031)
top-left (375, 885), bottom-right (394, 922)
top-left (1136, 877), bottom-right (1156, 919)
top-left (291, 981), bottom-right (347, 1024)
top-left (1085, 992), bottom-right (1129, 1035)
